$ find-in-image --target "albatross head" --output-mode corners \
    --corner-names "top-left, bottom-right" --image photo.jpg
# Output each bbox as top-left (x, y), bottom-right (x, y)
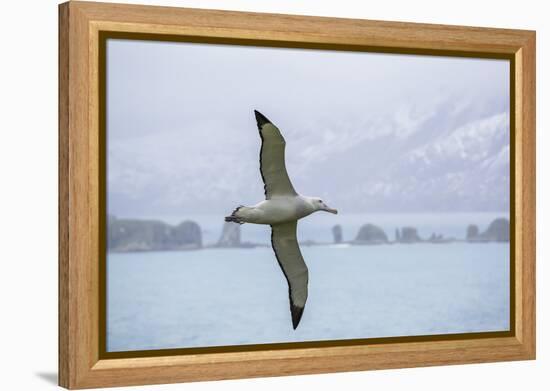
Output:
top-left (309, 197), bottom-right (338, 215)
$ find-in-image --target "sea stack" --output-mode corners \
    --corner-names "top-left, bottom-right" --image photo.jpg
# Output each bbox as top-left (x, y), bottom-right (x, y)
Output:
top-left (217, 221), bottom-right (241, 247)
top-left (400, 227), bottom-right (421, 243)
top-left (466, 224), bottom-right (480, 241)
top-left (332, 225), bottom-right (343, 244)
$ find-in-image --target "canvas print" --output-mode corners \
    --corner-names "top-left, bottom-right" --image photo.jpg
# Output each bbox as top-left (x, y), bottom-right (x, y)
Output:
top-left (106, 39), bottom-right (510, 352)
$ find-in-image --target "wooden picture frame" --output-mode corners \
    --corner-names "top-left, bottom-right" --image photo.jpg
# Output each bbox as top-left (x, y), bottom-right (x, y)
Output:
top-left (59, 1), bottom-right (536, 389)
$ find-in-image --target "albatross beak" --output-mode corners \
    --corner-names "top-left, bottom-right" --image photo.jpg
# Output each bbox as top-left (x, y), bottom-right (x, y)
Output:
top-left (324, 207), bottom-right (338, 214)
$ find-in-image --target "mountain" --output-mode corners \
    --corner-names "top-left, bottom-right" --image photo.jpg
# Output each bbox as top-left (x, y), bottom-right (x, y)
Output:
top-left (293, 109), bottom-right (510, 213)
top-left (108, 105), bottom-right (510, 215)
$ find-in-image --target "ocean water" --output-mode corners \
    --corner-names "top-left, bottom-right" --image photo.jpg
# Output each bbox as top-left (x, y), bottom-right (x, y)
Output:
top-left (107, 213), bottom-right (510, 352)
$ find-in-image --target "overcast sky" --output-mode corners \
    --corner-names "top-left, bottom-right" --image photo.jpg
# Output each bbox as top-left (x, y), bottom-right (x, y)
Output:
top-left (106, 39), bottom-right (510, 218)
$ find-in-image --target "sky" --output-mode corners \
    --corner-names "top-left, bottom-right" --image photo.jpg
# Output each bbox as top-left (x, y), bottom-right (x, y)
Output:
top-left (106, 39), bottom-right (510, 218)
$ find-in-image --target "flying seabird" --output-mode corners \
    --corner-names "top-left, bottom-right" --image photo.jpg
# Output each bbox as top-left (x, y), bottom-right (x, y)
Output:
top-left (225, 110), bottom-right (338, 329)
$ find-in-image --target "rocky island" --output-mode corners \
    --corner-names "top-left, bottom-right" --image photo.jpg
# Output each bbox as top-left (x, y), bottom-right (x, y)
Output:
top-left (353, 223), bottom-right (388, 245)
top-left (336, 218), bottom-right (509, 245)
top-left (465, 218), bottom-right (510, 242)
top-left (108, 216), bottom-right (202, 252)
top-left (107, 215), bottom-right (510, 252)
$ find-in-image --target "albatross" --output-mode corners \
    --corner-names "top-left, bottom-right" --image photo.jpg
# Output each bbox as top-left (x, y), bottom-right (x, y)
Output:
top-left (225, 110), bottom-right (338, 329)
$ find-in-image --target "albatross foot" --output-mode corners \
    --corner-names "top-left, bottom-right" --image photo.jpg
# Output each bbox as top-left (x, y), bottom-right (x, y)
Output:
top-left (224, 215), bottom-right (244, 224)
top-left (225, 206), bottom-right (246, 224)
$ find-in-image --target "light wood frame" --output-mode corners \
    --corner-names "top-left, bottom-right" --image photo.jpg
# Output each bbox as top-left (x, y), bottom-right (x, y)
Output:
top-left (59, 1), bottom-right (536, 389)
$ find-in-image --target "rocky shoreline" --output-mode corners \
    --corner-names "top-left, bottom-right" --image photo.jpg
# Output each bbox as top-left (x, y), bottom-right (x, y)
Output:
top-left (107, 215), bottom-right (510, 253)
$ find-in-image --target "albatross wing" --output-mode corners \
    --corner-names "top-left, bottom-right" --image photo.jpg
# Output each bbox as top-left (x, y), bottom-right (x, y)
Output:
top-left (254, 110), bottom-right (297, 199)
top-left (271, 221), bottom-right (308, 329)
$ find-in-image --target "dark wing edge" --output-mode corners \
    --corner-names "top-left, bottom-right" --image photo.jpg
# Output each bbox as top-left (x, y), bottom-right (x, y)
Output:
top-left (256, 110), bottom-right (269, 199)
top-left (270, 221), bottom-right (309, 329)
top-left (254, 110), bottom-right (271, 128)
top-left (254, 110), bottom-right (297, 199)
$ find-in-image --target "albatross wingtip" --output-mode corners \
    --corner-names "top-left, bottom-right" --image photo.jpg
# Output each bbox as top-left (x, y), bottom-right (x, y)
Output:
top-left (290, 304), bottom-right (305, 330)
top-left (254, 110), bottom-right (271, 128)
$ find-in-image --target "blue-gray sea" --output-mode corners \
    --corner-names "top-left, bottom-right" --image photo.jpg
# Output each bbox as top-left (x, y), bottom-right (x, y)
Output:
top-left (107, 213), bottom-right (510, 352)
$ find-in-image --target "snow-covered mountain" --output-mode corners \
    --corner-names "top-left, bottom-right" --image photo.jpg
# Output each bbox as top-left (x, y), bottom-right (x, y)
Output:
top-left (108, 107), bottom-right (510, 216)
top-left (290, 109), bottom-right (510, 213)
